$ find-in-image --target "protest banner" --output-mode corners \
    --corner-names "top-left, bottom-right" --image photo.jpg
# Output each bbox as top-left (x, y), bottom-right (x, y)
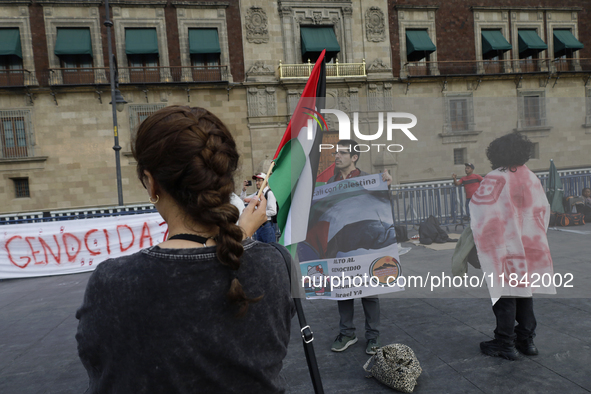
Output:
top-left (297, 174), bottom-right (404, 299)
top-left (0, 213), bottom-right (166, 279)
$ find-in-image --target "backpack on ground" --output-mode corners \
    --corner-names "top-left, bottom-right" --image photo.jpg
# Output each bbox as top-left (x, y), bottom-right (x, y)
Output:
top-left (554, 212), bottom-right (585, 227)
top-left (419, 215), bottom-right (452, 245)
top-left (394, 225), bottom-right (409, 242)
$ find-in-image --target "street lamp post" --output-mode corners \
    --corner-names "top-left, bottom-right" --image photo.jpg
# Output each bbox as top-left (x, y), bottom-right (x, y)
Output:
top-left (104, 0), bottom-right (126, 206)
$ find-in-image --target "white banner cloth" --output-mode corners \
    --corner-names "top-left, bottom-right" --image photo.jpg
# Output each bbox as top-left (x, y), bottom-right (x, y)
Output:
top-left (1, 213), bottom-right (166, 279)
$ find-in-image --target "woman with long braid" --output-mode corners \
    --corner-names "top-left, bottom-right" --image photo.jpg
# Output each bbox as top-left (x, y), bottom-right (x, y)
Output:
top-left (76, 106), bottom-right (294, 393)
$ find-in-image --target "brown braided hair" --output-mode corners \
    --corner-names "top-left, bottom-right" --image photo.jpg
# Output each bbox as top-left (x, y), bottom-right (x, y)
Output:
top-left (132, 105), bottom-right (262, 317)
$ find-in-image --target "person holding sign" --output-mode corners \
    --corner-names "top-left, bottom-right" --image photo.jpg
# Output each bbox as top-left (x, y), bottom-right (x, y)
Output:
top-left (76, 106), bottom-right (294, 393)
top-left (328, 139), bottom-right (392, 355)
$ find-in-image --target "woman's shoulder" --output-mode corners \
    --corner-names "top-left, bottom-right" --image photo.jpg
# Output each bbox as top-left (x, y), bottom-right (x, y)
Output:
top-left (88, 250), bottom-right (152, 282)
top-left (244, 240), bottom-right (286, 258)
top-left (243, 240), bottom-right (287, 258)
top-left (242, 241), bottom-right (290, 273)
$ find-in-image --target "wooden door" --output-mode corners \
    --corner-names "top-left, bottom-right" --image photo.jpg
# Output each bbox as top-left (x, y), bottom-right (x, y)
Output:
top-left (317, 131), bottom-right (339, 176)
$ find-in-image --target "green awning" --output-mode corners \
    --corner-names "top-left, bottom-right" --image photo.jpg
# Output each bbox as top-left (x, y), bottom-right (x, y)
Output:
top-left (54, 28), bottom-right (92, 56)
top-left (553, 29), bottom-right (584, 57)
top-left (0, 29), bottom-right (22, 58)
top-left (406, 30), bottom-right (436, 61)
top-left (189, 29), bottom-right (221, 54)
top-left (125, 29), bottom-right (159, 55)
top-left (481, 30), bottom-right (512, 56)
top-left (300, 26), bottom-right (341, 59)
top-left (518, 30), bottom-right (547, 56)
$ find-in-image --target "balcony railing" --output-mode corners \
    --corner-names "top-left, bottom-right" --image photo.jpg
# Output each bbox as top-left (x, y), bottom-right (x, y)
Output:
top-left (405, 59), bottom-right (554, 77)
top-left (42, 65), bottom-right (229, 86)
top-left (0, 69), bottom-right (36, 87)
top-left (279, 59), bottom-right (366, 79)
top-left (552, 57), bottom-right (591, 72)
top-left (118, 65), bottom-right (229, 84)
top-left (405, 58), bottom-right (591, 78)
top-left (45, 67), bottom-right (110, 86)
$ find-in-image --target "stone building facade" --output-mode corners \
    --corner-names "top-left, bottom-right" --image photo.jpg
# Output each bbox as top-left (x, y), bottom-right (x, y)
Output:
top-left (0, 0), bottom-right (589, 214)
top-left (240, 0), bottom-right (591, 187)
top-left (385, 0), bottom-right (591, 184)
top-left (0, 0), bottom-right (249, 214)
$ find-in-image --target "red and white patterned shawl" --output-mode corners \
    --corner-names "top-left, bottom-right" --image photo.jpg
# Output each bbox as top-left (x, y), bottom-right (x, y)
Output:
top-left (470, 165), bottom-right (556, 304)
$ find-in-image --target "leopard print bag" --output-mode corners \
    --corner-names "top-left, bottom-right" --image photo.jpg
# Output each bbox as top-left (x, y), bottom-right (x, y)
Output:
top-left (363, 343), bottom-right (422, 393)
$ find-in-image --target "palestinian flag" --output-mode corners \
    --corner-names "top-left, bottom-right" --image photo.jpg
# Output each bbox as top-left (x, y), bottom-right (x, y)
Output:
top-left (268, 50), bottom-right (327, 247)
top-left (316, 163), bottom-right (335, 186)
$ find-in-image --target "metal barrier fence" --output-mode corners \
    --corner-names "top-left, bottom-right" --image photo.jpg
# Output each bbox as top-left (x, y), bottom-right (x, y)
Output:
top-left (1, 171), bottom-right (590, 228)
top-left (391, 170), bottom-right (591, 229)
top-left (391, 182), bottom-right (467, 229)
top-left (0, 204), bottom-right (156, 225)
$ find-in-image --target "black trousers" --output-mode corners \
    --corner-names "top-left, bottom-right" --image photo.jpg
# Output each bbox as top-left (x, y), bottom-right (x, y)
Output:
top-left (492, 297), bottom-right (537, 344)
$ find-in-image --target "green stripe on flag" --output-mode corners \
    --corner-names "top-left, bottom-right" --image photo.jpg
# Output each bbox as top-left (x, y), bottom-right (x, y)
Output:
top-left (268, 138), bottom-right (307, 234)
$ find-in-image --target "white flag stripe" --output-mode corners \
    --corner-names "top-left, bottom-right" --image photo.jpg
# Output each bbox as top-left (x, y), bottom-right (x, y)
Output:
top-left (282, 118), bottom-right (318, 246)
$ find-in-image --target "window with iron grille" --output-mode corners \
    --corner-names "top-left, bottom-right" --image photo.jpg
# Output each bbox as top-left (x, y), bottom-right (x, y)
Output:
top-left (453, 148), bottom-right (466, 165)
top-left (524, 96), bottom-right (542, 127)
top-left (444, 94), bottom-right (474, 133)
top-left (13, 178), bottom-right (30, 198)
top-left (129, 104), bottom-right (166, 135)
top-left (0, 110), bottom-right (33, 159)
top-left (517, 91), bottom-right (547, 130)
top-left (449, 99), bottom-right (468, 131)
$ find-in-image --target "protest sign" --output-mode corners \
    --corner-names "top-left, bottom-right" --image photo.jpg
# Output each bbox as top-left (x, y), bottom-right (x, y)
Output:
top-left (0, 213), bottom-right (166, 279)
top-left (297, 174), bottom-right (404, 299)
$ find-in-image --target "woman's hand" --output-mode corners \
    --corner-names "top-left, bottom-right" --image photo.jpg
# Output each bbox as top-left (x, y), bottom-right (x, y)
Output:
top-left (238, 195), bottom-right (268, 239)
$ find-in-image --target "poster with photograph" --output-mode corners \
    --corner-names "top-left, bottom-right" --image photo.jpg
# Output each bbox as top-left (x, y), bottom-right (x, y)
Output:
top-left (297, 174), bottom-right (404, 299)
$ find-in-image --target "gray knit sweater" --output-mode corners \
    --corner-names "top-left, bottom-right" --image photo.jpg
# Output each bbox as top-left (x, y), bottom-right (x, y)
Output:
top-left (76, 239), bottom-right (294, 394)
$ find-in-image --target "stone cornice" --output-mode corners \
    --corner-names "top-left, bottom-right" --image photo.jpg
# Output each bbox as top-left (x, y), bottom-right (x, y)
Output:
top-left (279, 0), bottom-right (352, 8)
top-left (0, 0), bottom-right (32, 5)
top-left (108, 0), bottom-right (167, 7)
top-left (171, 1), bottom-right (228, 8)
top-left (0, 156), bottom-right (49, 164)
top-left (471, 6), bottom-right (582, 12)
top-left (36, 0), bottom-right (100, 6)
top-left (394, 5), bottom-right (439, 11)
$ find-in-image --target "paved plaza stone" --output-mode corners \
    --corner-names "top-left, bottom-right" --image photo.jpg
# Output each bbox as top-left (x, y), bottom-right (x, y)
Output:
top-left (1, 224), bottom-right (590, 393)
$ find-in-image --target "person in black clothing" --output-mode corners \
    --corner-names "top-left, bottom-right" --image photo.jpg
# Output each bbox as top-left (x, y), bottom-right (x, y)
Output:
top-left (476, 133), bottom-right (546, 360)
top-left (76, 106), bottom-right (294, 393)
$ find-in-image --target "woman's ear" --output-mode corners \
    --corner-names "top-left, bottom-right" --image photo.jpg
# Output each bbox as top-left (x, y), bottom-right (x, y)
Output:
top-left (143, 170), bottom-right (158, 199)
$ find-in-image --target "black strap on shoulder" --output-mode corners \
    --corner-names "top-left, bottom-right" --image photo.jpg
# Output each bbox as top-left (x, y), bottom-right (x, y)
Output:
top-left (270, 243), bottom-right (324, 394)
top-left (168, 233), bottom-right (210, 245)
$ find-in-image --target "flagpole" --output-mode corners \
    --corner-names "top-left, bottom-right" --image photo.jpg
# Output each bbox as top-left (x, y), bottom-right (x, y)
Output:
top-left (257, 161), bottom-right (276, 199)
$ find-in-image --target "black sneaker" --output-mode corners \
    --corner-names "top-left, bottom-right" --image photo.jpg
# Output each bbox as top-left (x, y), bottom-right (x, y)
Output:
top-left (480, 339), bottom-right (519, 360)
top-left (515, 339), bottom-right (538, 356)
